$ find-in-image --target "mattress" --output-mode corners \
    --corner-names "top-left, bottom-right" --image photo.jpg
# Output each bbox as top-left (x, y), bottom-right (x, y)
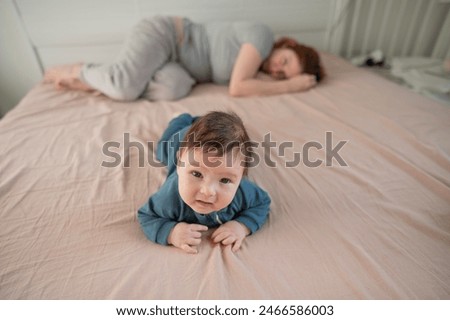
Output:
top-left (0, 53), bottom-right (449, 299)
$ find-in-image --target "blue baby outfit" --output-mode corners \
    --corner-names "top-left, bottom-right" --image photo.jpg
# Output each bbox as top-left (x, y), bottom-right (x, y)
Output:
top-left (138, 113), bottom-right (271, 245)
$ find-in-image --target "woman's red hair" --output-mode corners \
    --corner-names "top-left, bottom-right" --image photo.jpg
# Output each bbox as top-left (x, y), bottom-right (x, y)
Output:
top-left (273, 37), bottom-right (326, 82)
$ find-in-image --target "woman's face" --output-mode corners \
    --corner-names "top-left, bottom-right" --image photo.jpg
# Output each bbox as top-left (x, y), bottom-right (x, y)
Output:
top-left (262, 48), bottom-right (303, 80)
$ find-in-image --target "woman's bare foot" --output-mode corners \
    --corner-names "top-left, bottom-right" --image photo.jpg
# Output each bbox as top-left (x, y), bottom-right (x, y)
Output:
top-left (44, 63), bottom-right (80, 85)
top-left (60, 78), bottom-right (96, 92)
top-left (43, 63), bottom-right (93, 92)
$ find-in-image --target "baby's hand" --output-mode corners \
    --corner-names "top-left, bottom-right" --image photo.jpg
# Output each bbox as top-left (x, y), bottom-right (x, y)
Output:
top-left (168, 222), bottom-right (208, 254)
top-left (211, 221), bottom-right (250, 252)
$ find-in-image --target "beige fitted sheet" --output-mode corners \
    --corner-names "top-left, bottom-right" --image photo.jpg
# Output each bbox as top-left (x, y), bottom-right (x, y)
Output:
top-left (0, 53), bottom-right (449, 299)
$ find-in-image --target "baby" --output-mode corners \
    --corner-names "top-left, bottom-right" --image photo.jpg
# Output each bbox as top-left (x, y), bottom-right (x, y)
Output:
top-left (138, 111), bottom-right (271, 254)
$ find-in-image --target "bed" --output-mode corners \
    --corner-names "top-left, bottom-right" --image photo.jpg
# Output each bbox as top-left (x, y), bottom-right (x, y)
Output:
top-left (0, 52), bottom-right (449, 299)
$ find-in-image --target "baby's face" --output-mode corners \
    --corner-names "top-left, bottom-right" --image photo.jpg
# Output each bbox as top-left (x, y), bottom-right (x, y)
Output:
top-left (177, 148), bottom-right (244, 214)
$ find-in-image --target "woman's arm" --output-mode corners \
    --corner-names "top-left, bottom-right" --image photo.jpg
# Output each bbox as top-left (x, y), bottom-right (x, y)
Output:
top-left (229, 44), bottom-right (316, 97)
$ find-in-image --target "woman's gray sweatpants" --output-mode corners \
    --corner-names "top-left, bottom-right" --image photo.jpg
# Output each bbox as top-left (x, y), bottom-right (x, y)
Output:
top-left (80, 16), bottom-right (196, 101)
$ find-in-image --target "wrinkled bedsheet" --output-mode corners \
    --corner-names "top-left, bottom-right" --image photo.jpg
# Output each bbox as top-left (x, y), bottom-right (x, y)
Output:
top-left (1, 54), bottom-right (449, 299)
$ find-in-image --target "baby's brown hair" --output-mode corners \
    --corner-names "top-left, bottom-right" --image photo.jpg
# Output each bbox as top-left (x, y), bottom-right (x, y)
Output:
top-left (181, 111), bottom-right (253, 176)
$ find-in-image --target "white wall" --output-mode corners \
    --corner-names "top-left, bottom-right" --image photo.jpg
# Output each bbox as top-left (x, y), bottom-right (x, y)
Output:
top-left (0, 0), bottom-right (42, 117)
top-left (18, 0), bottom-right (333, 68)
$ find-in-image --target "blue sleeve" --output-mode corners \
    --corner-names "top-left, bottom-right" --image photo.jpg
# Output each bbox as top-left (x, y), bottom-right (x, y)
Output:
top-left (137, 175), bottom-right (183, 245)
top-left (233, 180), bottom-right (271, 234)
top-left (156, 113), bottom-right (198, 176)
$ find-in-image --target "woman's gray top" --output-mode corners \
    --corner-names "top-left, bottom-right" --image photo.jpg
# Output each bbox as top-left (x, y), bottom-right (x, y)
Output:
top-left (181, 18), bottom-right (274, 84)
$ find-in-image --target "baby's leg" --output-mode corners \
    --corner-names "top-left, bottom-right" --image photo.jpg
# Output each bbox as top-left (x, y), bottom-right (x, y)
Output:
top-left (143, 62), bottom-right (195, 101)
top-left (157, 113), bottom-right (197, 174)
top-left (81, 17), bottom-right (177, 101)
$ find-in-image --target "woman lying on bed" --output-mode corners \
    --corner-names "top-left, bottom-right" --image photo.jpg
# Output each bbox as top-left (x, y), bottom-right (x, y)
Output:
top-left (44, 16), bottom-right (325, 101)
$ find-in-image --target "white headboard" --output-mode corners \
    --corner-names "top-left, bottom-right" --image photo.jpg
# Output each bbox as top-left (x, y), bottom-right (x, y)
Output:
top-left (16, 0), bottom-right (336, 69)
